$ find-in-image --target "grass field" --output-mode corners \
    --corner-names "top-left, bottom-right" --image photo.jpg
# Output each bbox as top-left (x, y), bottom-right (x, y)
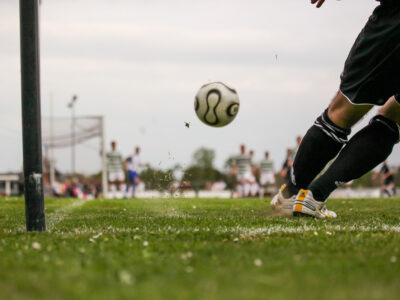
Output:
top-left (1, 197), bottom-right (400, 300)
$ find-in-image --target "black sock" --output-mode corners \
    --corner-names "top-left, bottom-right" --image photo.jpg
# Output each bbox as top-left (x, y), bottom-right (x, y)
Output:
top-left (286, 109), bottom-right (350, 195)
top-left (309, 115), bottom-right (399, 201)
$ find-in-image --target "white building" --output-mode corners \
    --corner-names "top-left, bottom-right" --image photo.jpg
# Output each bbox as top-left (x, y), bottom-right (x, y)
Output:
top-left (0, 173), bottom-right (22, 196)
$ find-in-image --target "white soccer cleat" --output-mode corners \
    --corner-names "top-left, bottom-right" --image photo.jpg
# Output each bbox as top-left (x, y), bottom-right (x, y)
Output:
top-left (320, 204), bottom-right (337, 218)
top-left (270, 184), bottom-right (296, 216)
top-left (293, 189), bottom-right (337, 219)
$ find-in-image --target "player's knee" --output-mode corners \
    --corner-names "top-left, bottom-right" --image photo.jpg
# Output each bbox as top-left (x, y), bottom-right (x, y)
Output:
top-left (314, 109), bottom-right (351, 144)
top-left (378, 96), bottom-right (400, 125)
top-left (369, 115), bottom-right (400, 144)
top-left (327, 91), bottom-right (372, 129)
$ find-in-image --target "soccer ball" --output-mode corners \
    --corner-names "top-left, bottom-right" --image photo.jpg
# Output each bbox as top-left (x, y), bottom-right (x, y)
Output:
top-left (194, 82), bottom-right (240, 127)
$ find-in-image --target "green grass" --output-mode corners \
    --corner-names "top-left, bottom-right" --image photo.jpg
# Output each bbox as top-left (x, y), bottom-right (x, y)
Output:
top-left (1, 197), bottom-right (400, 300)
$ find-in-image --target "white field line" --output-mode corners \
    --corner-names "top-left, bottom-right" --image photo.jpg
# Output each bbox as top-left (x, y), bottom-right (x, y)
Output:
top-left (49, 223), bottom-right (400, 236)
top-left (47, 198), bottom-right (95, 231)
top-left (1, 198), bottom-right (95, 234)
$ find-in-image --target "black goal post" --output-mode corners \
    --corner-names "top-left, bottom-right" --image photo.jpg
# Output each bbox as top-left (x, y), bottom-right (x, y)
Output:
top-left (19, 0), bottom-right (46, 231)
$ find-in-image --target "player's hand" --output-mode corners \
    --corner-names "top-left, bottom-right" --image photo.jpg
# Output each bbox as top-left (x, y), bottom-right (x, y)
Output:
top-left (311, 0), bottom-right (325, 8)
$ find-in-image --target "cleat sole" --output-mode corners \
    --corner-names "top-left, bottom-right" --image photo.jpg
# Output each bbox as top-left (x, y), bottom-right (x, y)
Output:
top-left (293, 211), bottom-right (315, 218)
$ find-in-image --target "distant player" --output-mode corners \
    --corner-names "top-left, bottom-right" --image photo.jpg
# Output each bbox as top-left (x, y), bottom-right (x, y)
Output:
top-left (249, 150), bottom-right (259, 197)
top-left (259, 151), bottom-right (276, 198)
top-left (288, 136), bottom-right (302, 184)
top-left (280, 148), bottom-right (293, 184)
top-left (345, 180), bottom-right (354, 198)
top-left (125, 146), bottom-right (143, 198)
top-left (272, 0), bottom-right (400, 218)
top-left (375, 161), bottom-right (396, 197)
top-left (231, 144), bottom-right (252, 197)
top-left (290, 136), bottom-right (302, 163)
top-left (106, 141), bottom-right (125, 198)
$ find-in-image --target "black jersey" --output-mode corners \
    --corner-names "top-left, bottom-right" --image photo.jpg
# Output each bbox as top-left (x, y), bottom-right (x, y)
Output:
top-left (380, 164), bottom-right (390, 175)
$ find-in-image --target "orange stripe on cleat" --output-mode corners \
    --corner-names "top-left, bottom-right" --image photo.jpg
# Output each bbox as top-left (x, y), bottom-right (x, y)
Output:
top-left (297, 190), bottom-right (307, 202)
top-left (294, 204), bottom-right (303, 212)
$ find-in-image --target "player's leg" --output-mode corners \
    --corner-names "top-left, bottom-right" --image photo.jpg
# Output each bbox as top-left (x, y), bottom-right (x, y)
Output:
top-left (274, 91), bottom-right (372, 205)
top-left (259, 183), bottom-right (265, 198)
top-left (237, 183), bottom-right (243, 198)
top-left (381, 183), bottom-right (389, 197)
top-left (289, 2), bottom-right (400, 216)
top-left (297, 96), bottom-right (400, 217)
top-left (114, 178), bottom-right (120, 197)
top-left (273, 93), bottom-right (370, 216)
top-left (118, 171), bottom-right (126, 199)
top-left (284, 91), bottom-right (372, 198)
top-left (243, 181), bottom-right (251, 198)
top-left (125, 170), bottom-right (133, 198)
top-left (266, 173), bottom-right (276, 197)
top-left (242, 174), bottom-right (251, 197)
top-left (289, 2), bottom-right (399, 196)
top-left (385, 175), bottom-right (396, 197)
top-left (132, 174), bottom-right (139, 197)
top-left (108, 172), bottom-right (117, 198)
top-left (272, 93), bottom-right (364, 212)
top-left (109, 184), bottom-right (117, 199)
top-left (235, 174), bottom-right (243, 198)
top-left (250, 182), bottom-right (259, 197)
top-left (389, 182), bottom-right (396, 196)
top-left (259, 187), bottom-right (264, 198)
top-left (259, 174), bottom-right (267, 198)
top-left (248, 173), bottom-right (258, 197)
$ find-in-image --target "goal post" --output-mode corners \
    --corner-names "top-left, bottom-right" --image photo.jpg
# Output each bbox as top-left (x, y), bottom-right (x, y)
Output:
top-left (100, 116), bottom-right (108, 198)
top-left (41, 115), bottom-right (108, 198)
top-left (19, 0), bottom-right (46, 232)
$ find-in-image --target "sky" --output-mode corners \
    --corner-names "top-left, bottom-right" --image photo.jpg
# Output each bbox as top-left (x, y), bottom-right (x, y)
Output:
top-left (1, 0), bottom-right (396, 175)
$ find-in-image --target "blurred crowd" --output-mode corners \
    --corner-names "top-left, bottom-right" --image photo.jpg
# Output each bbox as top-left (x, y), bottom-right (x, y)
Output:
top-left (46, 178), bottom-right (101, 199)
top-left (8, 137), bottom-right (395, 199)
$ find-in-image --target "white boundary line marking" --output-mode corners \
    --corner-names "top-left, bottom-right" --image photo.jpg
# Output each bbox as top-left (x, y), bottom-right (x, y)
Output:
top-left (47, 223), bottom-right (400, 236)
top-left (47, 198), bottom-right (95, 231)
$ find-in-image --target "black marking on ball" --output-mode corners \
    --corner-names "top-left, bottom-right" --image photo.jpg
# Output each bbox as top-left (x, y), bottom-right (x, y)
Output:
top-left (203, 89), bottom-right (221, 125)
top-left (195, 97), bottom-right (200, 111)
top-left (227, 103), bottom-right (239, 117)
top-left (200, 82), bottom-right (237, 94)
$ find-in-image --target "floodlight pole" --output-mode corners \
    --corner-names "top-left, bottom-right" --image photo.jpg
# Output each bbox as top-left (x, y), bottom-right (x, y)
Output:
top-left (19, 0), bottom-right (46, 231)
top-left (68, 95), bottom-right (78, 175)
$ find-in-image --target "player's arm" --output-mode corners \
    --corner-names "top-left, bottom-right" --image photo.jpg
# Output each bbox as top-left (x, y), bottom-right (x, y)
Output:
top-left (287, 158), bottom-right (293, 168)
top-left (123, 158), bottom-right (128, 172)
top-left (280, 161), bottom-right (287, 177)
top-left (232, 162), bottom-right (237, 175)
top-left (311, 0), bottom-right (325, 8)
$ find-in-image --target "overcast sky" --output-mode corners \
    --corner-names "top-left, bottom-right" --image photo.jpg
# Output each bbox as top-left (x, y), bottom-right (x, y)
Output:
top-left (2, 0), bottom-right (396, 174)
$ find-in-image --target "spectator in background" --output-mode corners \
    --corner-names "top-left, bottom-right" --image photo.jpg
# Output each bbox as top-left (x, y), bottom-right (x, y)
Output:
top-left (106, 141), bottom-right (126, 198)
top-left (211, 179), bottom-right (227, 191)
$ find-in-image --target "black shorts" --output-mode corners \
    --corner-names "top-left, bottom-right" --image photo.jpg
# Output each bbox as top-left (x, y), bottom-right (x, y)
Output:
top-left (340, 3), bottom-right (400, 105)
top-left (384, 175), bottom-right (395, 185)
